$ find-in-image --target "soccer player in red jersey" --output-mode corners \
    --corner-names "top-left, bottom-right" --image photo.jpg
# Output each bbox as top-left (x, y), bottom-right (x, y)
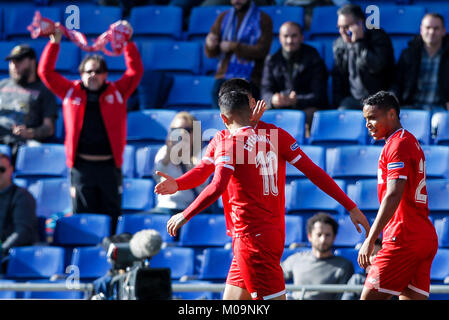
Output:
top-left (359, 91), bottom-right (438, 300)
top-left (160, 86), bottom-right (369, 300)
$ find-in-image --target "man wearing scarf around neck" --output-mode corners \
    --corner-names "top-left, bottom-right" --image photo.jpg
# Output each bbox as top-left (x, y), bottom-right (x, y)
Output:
top-left (205, 0), bottom-right (273, 109)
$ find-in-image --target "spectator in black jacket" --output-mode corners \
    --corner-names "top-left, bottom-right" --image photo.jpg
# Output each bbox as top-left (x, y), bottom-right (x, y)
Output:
top-left (0, 152), bottom-right (38, 262)
top-left (261, 21), bottom-right (328, 136)
top-left (332, 4), bottom-right (395, 109)
top-left (391, 13), bottom-right (449, 113)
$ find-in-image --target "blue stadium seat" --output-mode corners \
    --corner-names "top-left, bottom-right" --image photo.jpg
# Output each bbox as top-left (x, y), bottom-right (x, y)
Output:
top-left (54, 42), bottom-right (80, 74)
top-left (433, 112), bottom-right (449, 146)
top-left (122, 178), bottom-right (155, 213)
top-left (165, 75), bottom-right (215, 109)
top-left (200, 44), bottom-right (219, 75)
top-left (187, 6), bottom-right (230, 42)
top-left (179, 214), bottom-right (230, 247)
top-left (309, 110), bottom-right (367, 146)
top-left (0, 41), bottom-right (18, 74)
top-left (141, 41), bottom-right (201, 75)
top-left (392, 38), bottom-right (409, 62)
top-left (115, 213), bottom-right (174, 243)
top-left (333, 214), bottom-right (366, 247)
top-left (78, 5), bottom-right (122, 37)
top-left (135, 145), bottom-right (161, 179)
top-left (98, 52), bottom-right (126, 73)
top-left (150, 247), bottom-right (195, 279)
top-left (4, 6), bottom-right (61, 40)
top-left (260, 109), bottom-right (306, 145)
top-left (190, 109), bottom-right (226, 142)
top-left (326, 146), bottom-right (383, 181)
top-left (421, 145), bottom-right (449, 179)
top-left (380, 5), bottom-right (426, 39)
top-left (260, 6), bottom-right (305, 35)
top-left (334, 248), bottom-right (364, 275)
top-left (285, 215), bottom-right (304, 246)
top-left (309, 6), bottom-right (339, 39)
top-left (6, 246), bottom-right (65, 279)
top-left (430, 248), bottom-right (449, 282)
top-left (136, 69), bottom-right (174, 109)
top-left (130, 5), bottom-right (183, 41)
top-left (70, 246), bottom-right (112, 280)
top-left (14, 144), bottom-right (68, 179)
top-left (286, 145), bottom-right (326, 180)
top-left (127, 109), bottom-right (177, 145)
top-left (399, 109), bottom-right (431, 145)
top-left (427, 179), bottom-right (449, 217)
top-left (305, 40), bottom-right (325, 59)
top-left (286, 179), bottom-right (347, 215)
top-left (198, 248), bottom-right (233, 280)
top-left (27, 178), bottom-right (72, 218)
top-left (346, 179), bottom-right (379, 220)
top-left (435, 217), bottom-right (449, 248)
top-left (122, 145), bottom-right (135, 178)
top-left (53, 214), bottom-right (111, 246)
top-left (22, 279), bottom-right (84, 299)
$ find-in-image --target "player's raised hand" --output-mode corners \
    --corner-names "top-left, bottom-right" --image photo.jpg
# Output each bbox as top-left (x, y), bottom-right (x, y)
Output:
top-left (154, 171), bottom-right (178, 195)
top-left (250, 99), bottom-right (266, 126)
top-left (167, 213), bottom-right (187, 237)
top-left (349, 207), bottom-right (370, 235)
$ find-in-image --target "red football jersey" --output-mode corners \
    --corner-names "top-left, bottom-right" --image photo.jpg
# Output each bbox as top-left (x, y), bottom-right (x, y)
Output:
top-left (212, 123), bottom-right (307, 237)
top-left (378, 128), bottom-right (437, 242)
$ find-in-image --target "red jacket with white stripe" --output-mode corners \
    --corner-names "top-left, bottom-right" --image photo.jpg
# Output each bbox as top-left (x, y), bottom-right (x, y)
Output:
top-left (38, 41), bottom-right (143, 168)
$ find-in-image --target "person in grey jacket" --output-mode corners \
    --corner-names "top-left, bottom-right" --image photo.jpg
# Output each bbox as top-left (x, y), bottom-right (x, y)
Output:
top-left (0, 153), bottom-right (38, 260)
top-left (332, 4), bottom-right (395, 109)
top-left (282, 213), bottom-right (354, 300)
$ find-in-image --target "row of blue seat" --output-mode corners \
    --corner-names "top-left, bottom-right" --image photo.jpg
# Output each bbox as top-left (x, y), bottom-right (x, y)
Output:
top-left (126, 109), bottom-right (449, 147)
top-left (2, 242), bottom-right (449, 297)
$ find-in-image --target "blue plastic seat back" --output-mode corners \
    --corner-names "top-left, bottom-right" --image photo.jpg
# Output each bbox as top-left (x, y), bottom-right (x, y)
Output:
top-left (326, 146), bottom-right (383, 180)
top-left (427, 179), bottom-right (449, 213)
top-left (78, 5), bottom-right (122, 37)
top-left (187, 6), bottom-right (230, 41)
top-left (6, 246), bottom-right (65, 279)
top-left (399, 110), bottom-right (431, 145)
top-left (435, 217), bottom-right (449, 248)
top-left (135, 145), bottom-right (162, 179)
top-left (334, 248), bottom-right (364, 274)
top-left (433, 112), bottom-right (449, 146)
top-left (70, 246), bottom-right (112, 279)
top-left (260, 6), bottom-right (305, 35)
top-left (430, 248), bottom-right (449, 281)
top-left (309, 110), bottom-right (367, 146)
top-left (127, 109), bottom-right (177, 143)
top-left (179, 214), bottom-right (229, 247)
top-left (190, 109), bottom-right (226, 142)
top-left (27, 178), bottom-right (72, 218)
top-left (285, 215), bottom-right (304, 246)
top-left (198, 248), bottom-right (233, 280)
top-left (122, 178), bottom-right (155, 212)
top-left (130, 5), bottom-right (183, 41)
top-left (53, 214), bottom-right (111, 246)
top-left (286, 145), bottom-right (326, 179)
top-left (260, 109), bottom-right (306, 145)
top-left (166, 75), bottom-right (215, 108)
top-left (150, 247), bottom-right (195, 279)
top-left (116, 213), bottom-right (174, 243)
top-left (421, 146), bottom-right (449, 179)
top-left (15, 144), bottom-right (68, 178)
top-left (333, 215), bottom-right (366, 247)
top-left (286, 179), bottom-right (346, 215)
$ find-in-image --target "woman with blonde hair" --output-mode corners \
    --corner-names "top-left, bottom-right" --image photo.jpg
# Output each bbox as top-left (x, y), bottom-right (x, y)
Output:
top-left (151, 111), bottom-right (209, 215)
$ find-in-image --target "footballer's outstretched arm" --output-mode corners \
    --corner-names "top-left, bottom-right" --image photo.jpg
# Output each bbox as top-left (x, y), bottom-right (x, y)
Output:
top-left (166, 165), bottom-right (233, 237)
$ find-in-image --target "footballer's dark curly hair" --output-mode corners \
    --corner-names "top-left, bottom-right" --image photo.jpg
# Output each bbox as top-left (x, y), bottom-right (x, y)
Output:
top-left (363, 91), bottom-right (400, 117)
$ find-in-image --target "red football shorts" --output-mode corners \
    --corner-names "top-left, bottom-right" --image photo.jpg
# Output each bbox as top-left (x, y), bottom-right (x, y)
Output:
top-left (226, 228), bottom-right (286, 300)
top-left (364, 238), bottom-right (438, 297)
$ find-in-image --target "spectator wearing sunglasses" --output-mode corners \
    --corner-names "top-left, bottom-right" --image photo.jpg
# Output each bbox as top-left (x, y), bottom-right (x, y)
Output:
top-left (37, 21), bottom-right (144, 232)
top-left (151, 112), bottom-right (210, 216)
top-left (0, 153), bottom-right (38, 264)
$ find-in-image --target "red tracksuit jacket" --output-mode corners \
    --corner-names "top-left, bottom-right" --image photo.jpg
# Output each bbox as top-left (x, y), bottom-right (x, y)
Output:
top-left (38, 41), bottom-right (144, 168)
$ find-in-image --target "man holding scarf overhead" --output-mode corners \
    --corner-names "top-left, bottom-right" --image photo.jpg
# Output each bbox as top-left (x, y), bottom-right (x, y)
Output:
top-left (37, 21), bottom-right (143, 233)
top-left (205, 0), bottom-right (273, 109)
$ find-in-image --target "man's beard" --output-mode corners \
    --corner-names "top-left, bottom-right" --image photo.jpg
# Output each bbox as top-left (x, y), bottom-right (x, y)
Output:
top-left (235, 0), bottom-right (251, 12)
top-left (11, 67), bottom-right (31, 86)
top-left (314, 243), bottom-right (332, 253)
